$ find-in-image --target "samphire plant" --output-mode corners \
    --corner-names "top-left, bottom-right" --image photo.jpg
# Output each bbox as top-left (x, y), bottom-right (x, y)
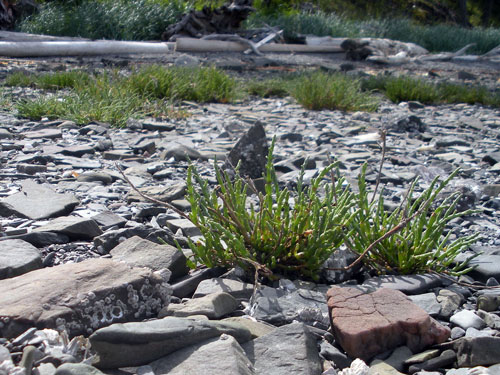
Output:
top-left (346, 164), bottom-right (480, 276)
top-left (183, 141), bottom-right (479, 280)
top-left (184, 138), bottom-right (356, 280)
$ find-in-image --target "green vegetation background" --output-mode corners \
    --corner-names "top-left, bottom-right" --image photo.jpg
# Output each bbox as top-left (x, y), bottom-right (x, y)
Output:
top-left (14, 0), bottom-right (500, 54)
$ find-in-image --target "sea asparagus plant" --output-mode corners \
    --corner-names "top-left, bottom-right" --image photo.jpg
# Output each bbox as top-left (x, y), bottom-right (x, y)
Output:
top-left (184, 139), bottom-right (356, 280)
top-left (184, 143), bottom-right (478, 280)
top-left (346, 164), bottom-right (480, 275)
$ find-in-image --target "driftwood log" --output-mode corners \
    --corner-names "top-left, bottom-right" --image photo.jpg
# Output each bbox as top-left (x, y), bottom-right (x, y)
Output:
top-left (162, 0), bottom-right (254, 41)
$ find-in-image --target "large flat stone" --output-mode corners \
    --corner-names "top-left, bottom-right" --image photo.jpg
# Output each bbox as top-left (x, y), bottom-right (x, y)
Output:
top-left (90, 317), bottom-right (252, 368)
top-left (242, 322), bottom-right (322, 375)
top-left (0, 181), bottom-right (80, 220)
top-left (327, 286), bottom-right (450, 361)
top-left (110, 236), bottom-right (188, 281)
top-left (33, 216), bottom-right (102, 240)
top-left (0, 239), bottom-right (42, 280)
top-left (149, 335), bottom-right (254, 375)
top-left (0, 259), bottom-right (171, 339)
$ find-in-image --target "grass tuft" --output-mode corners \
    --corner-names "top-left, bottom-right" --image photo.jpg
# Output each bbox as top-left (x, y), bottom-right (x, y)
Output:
top-left (291, 71), bottom-right (379, 112)
top-left (9, 66), bottom-right (236, 126)
top-left (362, 75), bottom-right (500, 106)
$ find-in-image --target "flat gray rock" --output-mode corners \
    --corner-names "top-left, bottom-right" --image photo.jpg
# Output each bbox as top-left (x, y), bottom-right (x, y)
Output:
top-left (90, 317), bottom-right (252, 368)
top-left (193, 277), bottom-right (254, 300)
top-left (149, 335), bottom-right (254, 375)
top-left (0, 181), bottom-right (80, 220)
top-left (24, 128), bottom-right (62, 140)
top-left (0, 258), bottom-right (171, 339)
top-left (409, 293), bottom-right (442, 317)
top-left (91, 211), bottom-right (127, 231)
top-left (33, 216), bottom-right (102, 240)
top-left (126, 182), bottom-right (187, 204)
top-left (242, 322), bottom-right (322, 375)
top-left (159, 292), bottom-right (239, 319)
top-left (93, 225), bottom-right (175, 254)
top-left (0, 239), bottom-right (42, 280)
top-left (250, 287), bottom-right (329, 329)
top-left (110, 236), bottom-right (188, 281)
top-left (362, 274), bottom-right (444, 295)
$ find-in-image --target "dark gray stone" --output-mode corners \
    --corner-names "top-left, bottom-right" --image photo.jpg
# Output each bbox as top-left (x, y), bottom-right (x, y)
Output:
top-left (160, 144), bottom-right (204, 161)
top-left (110, 236), bottom-right (188, 281)
top-left (149, 335), bottom-right (253, 375)
top-left (90, 317), bottom-right (252, 368)
top-left (76, 172), bottom-right (114, 185)
top-left (319, 341), bottom-right (352, 370)
top-left (0, 181), bottom-right (79, 220)
top-left (93, 225), bottom-right (175, 254)
top-left (0, 239), bottom-right (42, 280)
top-left (226, 121), bottom-right (268, 179)
top-left (55, 363), bottom-right (105, 375)
top-left (91, 211), bottom-right (127, 231)
top-left (33, 216), bottom-right (102, 241)
top-left (0, 232), bottom-right (70, 247)
top-left (242, 323), bottom-right (322, 375)
top-left (452, 336), bottom-right (500, 367)
top-left (408, 349), bottom-right (456, 374)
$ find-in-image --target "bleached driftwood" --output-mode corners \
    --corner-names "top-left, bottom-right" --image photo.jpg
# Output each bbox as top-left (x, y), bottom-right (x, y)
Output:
top-left (175, 37), bottom-right (343, 53)
top-left (0, 40), bottom-right (175, 57)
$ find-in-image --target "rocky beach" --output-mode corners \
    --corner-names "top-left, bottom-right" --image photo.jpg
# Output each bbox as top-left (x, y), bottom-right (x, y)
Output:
top-left (0, 50), bottom-right (500, 375)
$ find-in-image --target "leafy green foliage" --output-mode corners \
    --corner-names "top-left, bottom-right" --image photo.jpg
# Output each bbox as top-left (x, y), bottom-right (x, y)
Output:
top-left (185, 139), bottom-right (356, 280)
top-left (346, 164), bottom-right (479, 275)
top-left (291, 71), bottom-right (379, 111)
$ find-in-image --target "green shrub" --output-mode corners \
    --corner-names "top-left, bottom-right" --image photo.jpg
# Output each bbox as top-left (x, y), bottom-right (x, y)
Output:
top-left (184, 138), bottom-right (356, 280)
top-left (346, 164), bottom-right (479, 275)
top-left (291, 71), bottom-right (379, 111)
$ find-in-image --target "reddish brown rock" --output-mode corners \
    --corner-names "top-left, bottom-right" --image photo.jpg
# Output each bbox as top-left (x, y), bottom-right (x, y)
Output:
top-left (326, 286), bottom-right (450, 360)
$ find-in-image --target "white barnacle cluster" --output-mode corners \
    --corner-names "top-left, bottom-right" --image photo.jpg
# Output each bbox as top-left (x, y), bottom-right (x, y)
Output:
top-left (70, 278), bottom-right (172, 335)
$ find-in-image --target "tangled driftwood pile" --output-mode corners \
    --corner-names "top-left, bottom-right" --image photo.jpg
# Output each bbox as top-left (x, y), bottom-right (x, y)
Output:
top-left (162, 0), bottom-right (254, 41)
